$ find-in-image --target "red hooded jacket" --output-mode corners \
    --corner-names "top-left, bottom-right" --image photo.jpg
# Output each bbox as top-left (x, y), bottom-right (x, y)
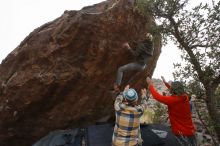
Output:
top-left (149, 84), bottom-right (195, 136)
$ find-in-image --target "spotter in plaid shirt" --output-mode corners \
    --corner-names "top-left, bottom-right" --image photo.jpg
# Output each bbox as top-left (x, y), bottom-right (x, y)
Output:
top-left (112, 86), bottom-right (148, 146)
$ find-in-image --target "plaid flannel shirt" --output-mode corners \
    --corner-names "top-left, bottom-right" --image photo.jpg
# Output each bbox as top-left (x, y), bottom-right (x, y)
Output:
top-left (112, 93), bottom-right (148, 146)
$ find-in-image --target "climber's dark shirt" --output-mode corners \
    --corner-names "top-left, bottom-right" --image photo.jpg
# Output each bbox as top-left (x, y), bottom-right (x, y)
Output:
top-left (130, 39), bottom-right (154, 64)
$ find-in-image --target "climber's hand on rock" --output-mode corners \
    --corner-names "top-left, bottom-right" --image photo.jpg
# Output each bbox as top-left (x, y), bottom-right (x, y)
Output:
top-left (141, 88), bottom-right (147, 98)
top-left (146, 77), bottom-right (152, 86)
top-left (124, 85), bottom-right (130, 92)
top-left (161, 76), bottom-right (166, 82)
top-left (122, 42), bottom-right (130, 49)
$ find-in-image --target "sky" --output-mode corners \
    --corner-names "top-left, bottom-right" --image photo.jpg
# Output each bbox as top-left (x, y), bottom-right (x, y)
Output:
top-left (0, 0), bottom-right (213, 80)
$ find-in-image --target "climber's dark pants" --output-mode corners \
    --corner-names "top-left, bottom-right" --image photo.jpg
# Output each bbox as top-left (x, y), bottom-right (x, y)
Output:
top-left (175, 135), bottom-right (197, 146)
top-left (116, 62), bottom-right (146, 86)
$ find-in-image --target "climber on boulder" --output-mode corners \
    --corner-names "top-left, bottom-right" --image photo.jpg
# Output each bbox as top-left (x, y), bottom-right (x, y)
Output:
top-left (114, 33), bottom-right (154, 92)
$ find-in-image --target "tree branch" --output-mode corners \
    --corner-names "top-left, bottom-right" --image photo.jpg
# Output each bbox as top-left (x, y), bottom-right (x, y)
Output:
top-left (168, 17), bottom-right (206, 83)
top-left (190, 44), bottom-right (212, 49)
top-left (213, 74), bottom-right (220, 88)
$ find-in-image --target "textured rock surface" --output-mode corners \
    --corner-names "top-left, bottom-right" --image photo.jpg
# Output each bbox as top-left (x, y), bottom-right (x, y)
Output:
top-left (0, 0), bottom-right (161, 145)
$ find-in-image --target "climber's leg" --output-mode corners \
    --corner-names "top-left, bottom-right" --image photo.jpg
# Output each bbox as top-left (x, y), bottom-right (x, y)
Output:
top-left (115, 62), bottom-right (145, 88)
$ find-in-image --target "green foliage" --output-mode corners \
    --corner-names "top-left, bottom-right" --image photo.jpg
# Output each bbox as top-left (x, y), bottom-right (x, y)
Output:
top-left (135, 0), bottom-right (151, 16)
top-left (216, 85), bottom-right (220, 96)
top-left (185, 80), bottom-right (206, 99)
top-left (216, 85), bottom-right (220, 110)
top-left (145, 0), bottom-right (220, 138)
top-left (134, 0), bottom-right (167, 45)
top-left (153, 102), bottom-right (167, 123)
top-left (134, 0), bottom-right (170, 45)
top-left (143, 0), bottom-right (220, 89)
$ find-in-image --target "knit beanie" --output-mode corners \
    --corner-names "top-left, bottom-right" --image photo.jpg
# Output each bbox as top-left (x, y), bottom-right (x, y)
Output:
top-left (123, 88), bottom-right (138, 101)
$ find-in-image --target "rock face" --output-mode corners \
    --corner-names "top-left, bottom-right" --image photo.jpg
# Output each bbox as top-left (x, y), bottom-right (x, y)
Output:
top-left (0, 0), bottom-right (161, 145)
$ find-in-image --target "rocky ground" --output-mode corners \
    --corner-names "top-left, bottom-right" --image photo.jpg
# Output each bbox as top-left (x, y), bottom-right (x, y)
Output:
top-left (148, 79), bottom-right (220, 146)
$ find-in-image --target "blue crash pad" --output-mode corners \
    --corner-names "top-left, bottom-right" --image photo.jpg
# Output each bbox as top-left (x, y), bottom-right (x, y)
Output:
top-left (33, 123), bottom-right (180, 146)
top-left (33, 129), bottom-right (81, 146)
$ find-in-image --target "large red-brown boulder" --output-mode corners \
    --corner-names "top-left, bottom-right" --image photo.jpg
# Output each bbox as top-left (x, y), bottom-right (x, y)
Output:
top-left (0, 0), bottom-right (161, 145)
